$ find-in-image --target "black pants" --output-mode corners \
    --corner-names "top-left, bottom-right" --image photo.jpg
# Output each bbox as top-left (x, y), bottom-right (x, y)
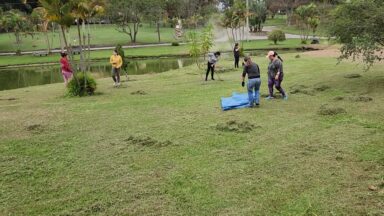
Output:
top-left (206, 62), bottom-right (215, 80)
top-left (234, 56), bottom-right (240, 68)
top-left (112, 67), bottom-right (120, 83)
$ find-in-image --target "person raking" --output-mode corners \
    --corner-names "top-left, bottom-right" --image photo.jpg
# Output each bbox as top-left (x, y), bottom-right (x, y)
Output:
top-left (206, 51), bottom-right (221, 81)
top-left (242, 56), bottom-right (261, 107)
top-left (110, 49), bottom-right (123, 87)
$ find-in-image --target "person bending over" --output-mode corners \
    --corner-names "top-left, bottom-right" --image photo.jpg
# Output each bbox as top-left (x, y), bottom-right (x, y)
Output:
top-left (206, 51), bottom-right (221, 81)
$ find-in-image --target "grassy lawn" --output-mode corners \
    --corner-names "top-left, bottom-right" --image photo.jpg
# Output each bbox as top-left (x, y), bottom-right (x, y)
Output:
top-left (0, 24), bottom-right (185, 53)
top-left (264, 15), bottom-right (328, 37)
top-left (0, 39), bottom-right (328, 66)
top-left (0, 50), bottom-right (383, 215)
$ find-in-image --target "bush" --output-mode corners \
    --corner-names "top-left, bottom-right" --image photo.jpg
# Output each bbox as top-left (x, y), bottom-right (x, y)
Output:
top-left (171, 42), bottom-right (180, 46)
top-left (268, 30), bottom-right (286, 45)
top-left (67, 73), bottom-right (97, 97)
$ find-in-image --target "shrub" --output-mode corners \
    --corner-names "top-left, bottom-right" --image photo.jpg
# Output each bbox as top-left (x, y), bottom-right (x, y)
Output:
top-left (67, 73), bottom-right (97, 97)
top-left (268, 30), bottom-right (286, 45)
top-left (171, 42), bottom-right (180, 46)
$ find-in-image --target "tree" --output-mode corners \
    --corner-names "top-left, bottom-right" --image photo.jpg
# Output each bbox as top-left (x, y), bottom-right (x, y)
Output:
top-left (39, 0), bottom-right (74, 55)
top-left (328, 0), bottom-right (384, 69)
top-left (39, 0), bottom-right (79, 85)
top-left (249, 0), bottom-right (267, 32)
top-left (74, 0), bottom-right (105, 70)
top-left (145, 0), bottom-right (166, 42)
top-left (221, 0), bottom-right (248, 43)
top-left (0, 9), bottom-right (32, 54)
top-left (188, 25), bottom-right (215, 77)
top-left (31, 7), bottom-right (52, 53)
top-left (108, 0), bottom-right (146, 43)
top-left (295, 3), bottom-right (318, 43)
top-left (268, 29), bottom-right (286, 44)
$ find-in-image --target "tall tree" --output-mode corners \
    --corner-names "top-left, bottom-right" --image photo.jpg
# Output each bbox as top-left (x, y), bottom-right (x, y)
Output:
top-left (108, 0), bottom-right (146, 43)
top-left (146, 0), bottom-right (166, 42)
top-left (0, 9), bottom-right (32, 54)
top-left (39, 0), bottom-right (74, 55)
top-left (249, 0), bottom-right (267, 32)
top-left (295, 3), bottom-right (318, 43)
top-left (328, 0), bottom-right (384, 69)
top-left (39, 0), bottom-right (79, 85)
top-left (31, 7), bottom-right (52, 53)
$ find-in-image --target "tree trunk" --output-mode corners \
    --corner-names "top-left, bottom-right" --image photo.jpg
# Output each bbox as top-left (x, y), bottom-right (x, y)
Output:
top-left (157, 21), bottom-right (161, 43)
top-left (60, 25), bottom-right (79, 85)
top-left (133, 22), bottom-right (139, 43)
top-left (58, 30), bottom-right (64, 52)
top-left (44, 32), bottom-right (51, 54)
top-left (76, 21), bottom-right (85, 71)
top-left (87, 22), bottom-right (92, 71)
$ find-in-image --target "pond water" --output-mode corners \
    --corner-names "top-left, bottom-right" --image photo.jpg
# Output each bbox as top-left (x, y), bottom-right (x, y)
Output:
top-left (0, 57), bottom-right (194, 91)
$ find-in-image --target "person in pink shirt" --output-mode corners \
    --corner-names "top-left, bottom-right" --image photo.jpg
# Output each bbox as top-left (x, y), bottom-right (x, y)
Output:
top-left (60, 53), bottom-right (73, 87)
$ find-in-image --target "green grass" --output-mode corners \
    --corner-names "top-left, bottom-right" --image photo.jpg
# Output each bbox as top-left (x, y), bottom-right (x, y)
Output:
top-left (0, 24), bottom-right (185, 53)
top-left (0, 39), bottom-right (327, 66)
top-left (265, 15), bottom-right (329, 37)
top-left (0, 50), bottom-right (383, 215)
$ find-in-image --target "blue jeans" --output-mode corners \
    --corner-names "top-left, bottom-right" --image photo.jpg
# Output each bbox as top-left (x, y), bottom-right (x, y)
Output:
top-left (247, 78), bottom-right (261, 105)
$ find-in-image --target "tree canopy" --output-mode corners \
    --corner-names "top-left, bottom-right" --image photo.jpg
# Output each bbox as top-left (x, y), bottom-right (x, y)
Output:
top-left (328, 0), bottom-right (384, 68)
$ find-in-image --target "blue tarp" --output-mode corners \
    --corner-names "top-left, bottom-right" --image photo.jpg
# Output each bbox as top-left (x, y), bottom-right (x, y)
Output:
top-left (221, 92), bottom-right (250, 111)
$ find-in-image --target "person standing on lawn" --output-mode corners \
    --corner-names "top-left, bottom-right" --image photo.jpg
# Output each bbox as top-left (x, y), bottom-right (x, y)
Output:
top-left (60, 52), bottom-right (73, 87)
top-left (242, 56), bottom-right (261, 107)
top-left (110, 49), bottom-right (123, 87)
top-left (234, 43), bottom-right (240, 68)
top-left (266, 51), bottom-right (288, 100)
top-left (206, 51), bottom-right (221, 81)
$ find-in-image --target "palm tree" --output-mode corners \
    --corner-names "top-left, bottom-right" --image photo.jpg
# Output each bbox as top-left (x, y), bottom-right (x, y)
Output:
top-left (71, 0), bottom-right (105, 71)
top-left (39, 0), bottom-right (78, 84)
top-left (39, 0), bottom-right (74, 57)
top-left (31, 7), bottom-right (52, 53)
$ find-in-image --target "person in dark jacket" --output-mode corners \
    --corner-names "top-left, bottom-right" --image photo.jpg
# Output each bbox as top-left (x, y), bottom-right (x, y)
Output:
top-left (206, 51), bottom-right (221, 81)
top-left (234, 43), bottom-right (240, 68)
top-left (242, 56), bottom-right (261, 107)
top-left (266, 51), bottom-right (288, 100)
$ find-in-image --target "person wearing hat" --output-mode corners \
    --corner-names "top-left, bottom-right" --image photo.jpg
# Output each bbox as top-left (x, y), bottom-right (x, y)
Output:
top-left (242, 56), bottom-right (261, 107)
top-left (206, 51), bottom-right (221, 81)
top-left (266, 51), bottom-right (288, 100)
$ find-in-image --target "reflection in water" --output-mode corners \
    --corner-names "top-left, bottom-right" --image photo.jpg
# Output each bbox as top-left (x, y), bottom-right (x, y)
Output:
top-left (0, 58), bottom-right (194, 91)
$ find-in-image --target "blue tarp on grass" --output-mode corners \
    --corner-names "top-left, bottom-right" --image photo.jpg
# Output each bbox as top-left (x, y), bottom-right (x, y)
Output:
top-left (221, 92), bottom-right (250, 111)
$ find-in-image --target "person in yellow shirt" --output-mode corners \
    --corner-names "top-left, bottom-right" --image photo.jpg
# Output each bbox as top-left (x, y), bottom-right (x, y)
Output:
top-left (110, 49), bottom-right (123, 87)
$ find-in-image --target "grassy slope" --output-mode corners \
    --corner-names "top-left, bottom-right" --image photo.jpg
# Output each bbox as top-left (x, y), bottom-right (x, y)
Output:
top-left (0, 24), bottom-right (181, 53)
top-left (0, 52), bottom-right (383, 215)
top-left (0, 39), bottom-right (326, 66)
top-left (264, 15), bottom-right (328, 37)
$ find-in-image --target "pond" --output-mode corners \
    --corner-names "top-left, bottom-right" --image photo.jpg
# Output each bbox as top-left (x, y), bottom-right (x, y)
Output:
top-left (0, 57), bottom-right (194, 91)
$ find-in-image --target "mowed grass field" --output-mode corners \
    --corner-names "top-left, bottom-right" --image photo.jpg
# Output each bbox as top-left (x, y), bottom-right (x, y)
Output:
top-left (0, 24), bottom-right (181, 52)
top-left (0, 38), bottom-right (327, 66)
top-left (0, 50), bottom-right (383, 215)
